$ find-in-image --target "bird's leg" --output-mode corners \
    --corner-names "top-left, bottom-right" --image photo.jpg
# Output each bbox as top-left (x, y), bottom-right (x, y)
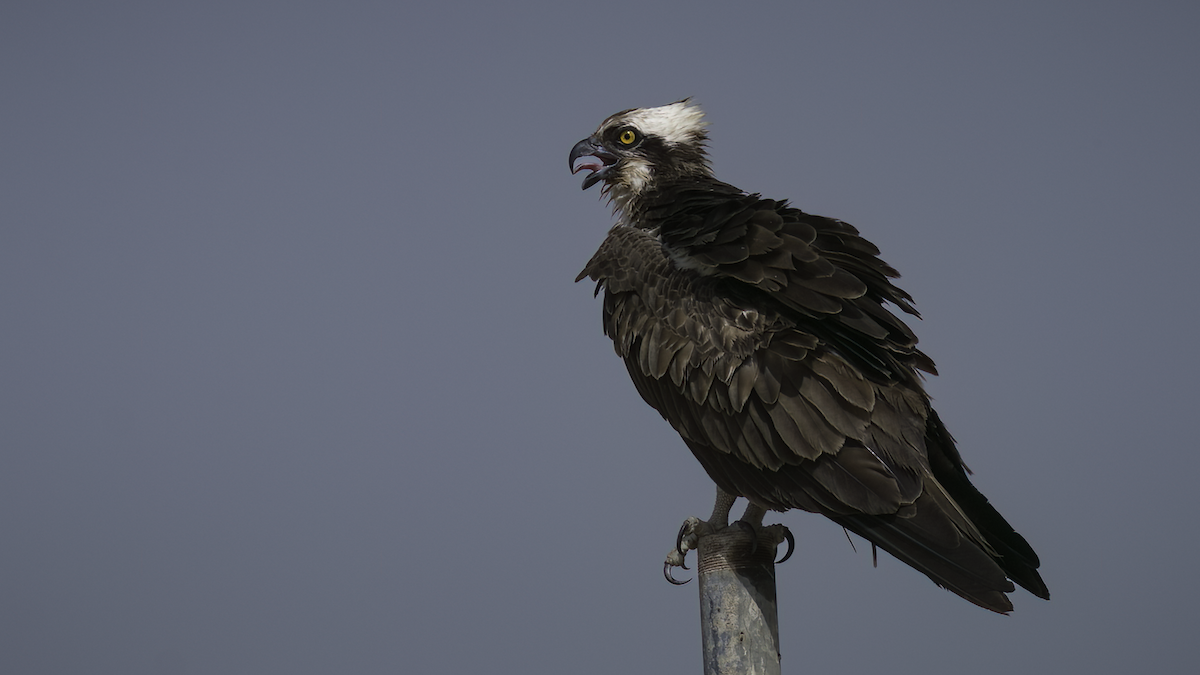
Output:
top-left (663, 487), bottom-right (738, 585)
top-left (739, 501), bottom-right (767, 527)
top-left (708, 487), bottom-right (737, 529)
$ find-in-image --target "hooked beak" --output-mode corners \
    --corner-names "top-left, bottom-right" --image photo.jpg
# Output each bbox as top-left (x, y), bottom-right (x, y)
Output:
top-left (569, 137), bottom-right (617, 191)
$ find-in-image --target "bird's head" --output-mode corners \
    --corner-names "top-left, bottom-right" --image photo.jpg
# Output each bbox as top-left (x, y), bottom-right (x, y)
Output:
top-left (569, 100), bottom-right (711, 212)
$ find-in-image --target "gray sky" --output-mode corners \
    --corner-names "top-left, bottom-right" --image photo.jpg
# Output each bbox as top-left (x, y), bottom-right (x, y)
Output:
top-left (3, 2), bottom-right (1197, 673)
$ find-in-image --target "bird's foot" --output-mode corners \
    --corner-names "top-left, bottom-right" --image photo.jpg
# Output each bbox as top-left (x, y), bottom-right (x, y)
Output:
top-left (663, 517), bottom-right (795, 585)
top-left (663, 516), bottom-right (715, 585)
top-left (738, 501), bottom-right (795, 564)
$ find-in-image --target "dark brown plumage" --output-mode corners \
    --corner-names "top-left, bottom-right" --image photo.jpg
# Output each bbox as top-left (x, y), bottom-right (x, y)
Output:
top-left (569, 101), bottom-right (1048, 612)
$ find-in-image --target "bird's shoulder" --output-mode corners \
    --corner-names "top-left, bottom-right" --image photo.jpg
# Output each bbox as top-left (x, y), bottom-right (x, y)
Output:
top-left (584, 179), bottom-right (935, 383)
top-left (644, 179), bottom-right (914, 314)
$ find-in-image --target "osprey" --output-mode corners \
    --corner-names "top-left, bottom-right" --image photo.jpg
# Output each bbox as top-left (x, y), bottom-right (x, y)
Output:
top-left (569, 100), bottom-right (1049, 612)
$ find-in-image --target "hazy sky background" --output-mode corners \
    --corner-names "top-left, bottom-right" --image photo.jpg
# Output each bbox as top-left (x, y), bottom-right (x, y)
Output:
top-left (3, 2), bottom-right (1198, 673)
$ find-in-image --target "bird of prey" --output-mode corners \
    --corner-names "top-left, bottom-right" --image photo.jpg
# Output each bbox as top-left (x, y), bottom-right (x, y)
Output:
top-left (568, 100), bottom-right (1049, 613)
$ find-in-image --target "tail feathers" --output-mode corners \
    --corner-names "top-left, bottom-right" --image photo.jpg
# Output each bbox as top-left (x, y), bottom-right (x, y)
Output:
top-left (934, 475), bottom-right (1049, 600)
top-left (923, 411), bottom-right (1050, 601)
top-left (974, 517), bottom-right (1049, 600)
top-left (835, 492), bottom-right (1021, 613)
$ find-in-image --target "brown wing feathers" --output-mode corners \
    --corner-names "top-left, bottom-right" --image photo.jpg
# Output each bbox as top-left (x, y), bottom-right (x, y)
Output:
top-left (578, 184), bottom-right (1047, 611)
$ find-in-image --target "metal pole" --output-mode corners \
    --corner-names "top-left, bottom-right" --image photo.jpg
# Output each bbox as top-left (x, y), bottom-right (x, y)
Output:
top-left (697, 525), bottom-right (783, 675)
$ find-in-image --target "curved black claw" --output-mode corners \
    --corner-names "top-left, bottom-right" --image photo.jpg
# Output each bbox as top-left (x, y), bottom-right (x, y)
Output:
top-left (775, 526), bottom-right (795, 564)
top-left (735, 520), bottom-right (758, 556)
top-left (664, 561), bottom-right (691, 586)
top-left (674, 522), bottom-right (691, 562)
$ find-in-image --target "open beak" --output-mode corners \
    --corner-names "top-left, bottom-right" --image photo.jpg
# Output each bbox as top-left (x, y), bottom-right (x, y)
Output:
top-left (569, 137), bottom-right (617, 191)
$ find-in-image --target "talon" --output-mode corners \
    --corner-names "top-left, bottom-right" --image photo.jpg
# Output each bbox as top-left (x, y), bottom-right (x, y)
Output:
top-left (664, 561), bottom-right (691, 585)
top-left (775, 526), bottom-right (795, 564)
top-left (675, 521), bottom-right (691, 557)
top-left (735, 520), bottom-right (758, 555)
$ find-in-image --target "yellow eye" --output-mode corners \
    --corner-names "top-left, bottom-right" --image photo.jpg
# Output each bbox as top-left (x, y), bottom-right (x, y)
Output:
top-left (619, 129), bottom-right (637, 145)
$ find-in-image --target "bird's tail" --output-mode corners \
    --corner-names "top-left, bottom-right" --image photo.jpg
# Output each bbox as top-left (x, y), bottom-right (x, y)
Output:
top-left (834, 412), bottom-right (1049, 613)
top-left (834, 489), bottom-right (1021, 613)
top-left (922, 409), bottom-right (1050, 602)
